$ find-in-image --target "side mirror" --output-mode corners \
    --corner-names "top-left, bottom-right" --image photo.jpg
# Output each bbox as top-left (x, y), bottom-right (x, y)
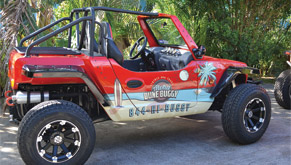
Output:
top-left (192, 45), bottom-right (206, 59)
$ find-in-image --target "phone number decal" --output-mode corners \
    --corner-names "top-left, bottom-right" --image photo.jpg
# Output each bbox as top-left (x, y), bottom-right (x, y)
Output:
top-left (129, 103), bottom-right (191, 117)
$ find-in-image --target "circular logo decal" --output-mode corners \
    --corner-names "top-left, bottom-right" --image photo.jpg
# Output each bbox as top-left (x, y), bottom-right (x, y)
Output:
top-left (144, 79), bottom-right (178, 102)
top-left (179, 70), bottom-right (189, 81)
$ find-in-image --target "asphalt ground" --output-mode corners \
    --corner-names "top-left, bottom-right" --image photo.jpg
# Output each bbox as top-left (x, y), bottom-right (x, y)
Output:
top-left (0, 84), bottom-right (290, 165)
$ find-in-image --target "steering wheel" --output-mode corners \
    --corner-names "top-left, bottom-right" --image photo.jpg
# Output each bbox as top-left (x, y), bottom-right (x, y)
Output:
top-left (129, 36), bottom-right (147, 59)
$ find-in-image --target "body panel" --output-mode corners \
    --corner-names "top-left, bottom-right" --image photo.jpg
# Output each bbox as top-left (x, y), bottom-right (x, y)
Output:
top-left (8, 12), bottom-right (250, 122)
top-left (107, 59), bottom-right (201, 121)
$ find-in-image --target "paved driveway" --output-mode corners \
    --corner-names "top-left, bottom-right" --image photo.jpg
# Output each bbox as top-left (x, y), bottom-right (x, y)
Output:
top-left (0, 84), bottom-right (290, 165)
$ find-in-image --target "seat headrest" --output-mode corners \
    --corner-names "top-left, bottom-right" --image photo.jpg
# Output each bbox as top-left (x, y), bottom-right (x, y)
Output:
top-left (100, 22), bottom-right (113, 39)
top-left (98, 22), bottom-right (113, 55)
top-left (84, 21), bottom-right (99, 53)
top-left (98, 21), bottom-right (123, 65)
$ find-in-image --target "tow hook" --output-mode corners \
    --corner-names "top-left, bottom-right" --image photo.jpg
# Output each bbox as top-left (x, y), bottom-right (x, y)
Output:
top-left (4, 90), bottom-right (12, 98)
top-left (5, 90), bottom-right (15, 107)
top-left (6, 97), bottom-right (14, 106)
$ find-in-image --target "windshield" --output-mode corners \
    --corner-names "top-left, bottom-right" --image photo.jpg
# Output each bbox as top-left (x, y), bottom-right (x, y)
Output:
top-left (146, 18), bottom-right (186, 46)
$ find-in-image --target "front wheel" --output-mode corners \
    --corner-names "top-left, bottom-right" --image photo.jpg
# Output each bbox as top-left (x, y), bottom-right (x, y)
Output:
top-left (17, 100), bottom-right (96, 165)
top-left (222, 84), bottom-right (271, 144)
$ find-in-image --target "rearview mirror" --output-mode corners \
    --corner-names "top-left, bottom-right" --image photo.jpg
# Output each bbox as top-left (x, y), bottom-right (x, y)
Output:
top-left (192, 45), bottom-right (206, 59)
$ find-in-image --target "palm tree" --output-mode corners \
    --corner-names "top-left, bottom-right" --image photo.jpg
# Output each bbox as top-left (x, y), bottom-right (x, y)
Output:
top-left (0, 0), bottom-right (33, 94)
top-left (0, 0), bottom-right (61, 95)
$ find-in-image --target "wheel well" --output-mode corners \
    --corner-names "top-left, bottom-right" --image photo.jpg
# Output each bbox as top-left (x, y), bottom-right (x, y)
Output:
top-left (209, 74), bottom-right (247, 111)
top-left (235, 74), bottom-right (247, 85)
top-left (13, 84), bottom-right (109, 122)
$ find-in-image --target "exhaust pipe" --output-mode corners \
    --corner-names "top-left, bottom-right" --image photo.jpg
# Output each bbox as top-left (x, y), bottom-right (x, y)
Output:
top-left (11, 91), bottom-right (49, 104)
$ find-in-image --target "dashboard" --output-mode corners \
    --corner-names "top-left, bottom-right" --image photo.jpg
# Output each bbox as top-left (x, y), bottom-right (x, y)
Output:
top-left (160, 47), bottom-right (182, 56)
top-left (149, 47), bottom-right (194, 70)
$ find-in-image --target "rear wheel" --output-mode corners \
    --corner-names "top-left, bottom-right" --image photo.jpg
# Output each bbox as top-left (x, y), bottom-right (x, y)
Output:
top-left (274, 69), bottom-right (291, 109)
top-left (17, 100), bottom-right (96, 165)
top-left (222, 84), bottom-right (271, 144)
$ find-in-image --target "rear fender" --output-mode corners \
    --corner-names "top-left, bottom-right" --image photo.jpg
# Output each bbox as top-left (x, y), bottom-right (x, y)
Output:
top-left (22, 65), bottom-right (108, 106)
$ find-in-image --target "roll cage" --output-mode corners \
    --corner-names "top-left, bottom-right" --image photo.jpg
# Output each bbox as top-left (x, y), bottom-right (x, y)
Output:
top-left (19, 7), bottom-right (159, 57)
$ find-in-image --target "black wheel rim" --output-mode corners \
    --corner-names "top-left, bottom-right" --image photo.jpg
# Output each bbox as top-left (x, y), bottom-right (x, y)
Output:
top-left (243, 98), bottom-right (266, 133)
top-left (36, 120), bottom-right (81, 163)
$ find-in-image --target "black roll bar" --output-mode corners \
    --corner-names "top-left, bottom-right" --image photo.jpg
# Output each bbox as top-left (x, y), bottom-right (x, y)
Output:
top-left (78, 11), bottom-right (89, 51)
top-left (22, 6), bottom-right (158, 57)
top-left (75, 12), bottom-right (80, 48)
top-left (89, 7), bottom-right (95, 57)
top-left (25, 17), bottom-right (92, 57)
top-left (71, 7), bottom-right (158, 56)
top-left (72, 6), bottom-right (158, 16)
top-left (19, 17), bottom-right (72, 47)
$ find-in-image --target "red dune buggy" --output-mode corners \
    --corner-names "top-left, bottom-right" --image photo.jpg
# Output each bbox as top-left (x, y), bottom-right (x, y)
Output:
top-left (5, 7), bottom-right (271, 164)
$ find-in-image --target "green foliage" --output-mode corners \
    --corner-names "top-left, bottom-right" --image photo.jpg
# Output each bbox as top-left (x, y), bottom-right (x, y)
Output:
top-left (146, 18), bottom-right (186, 46)
top-left (0, 0), bottom-right (63, 93)
top-left (153, 0), bottom-right (290, 76)
top-left (0, 0), bottom-right (290, 91)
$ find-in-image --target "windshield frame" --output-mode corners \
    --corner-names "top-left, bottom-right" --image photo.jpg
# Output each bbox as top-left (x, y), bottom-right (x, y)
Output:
top-left (144, 17), bottom-right (187, 47)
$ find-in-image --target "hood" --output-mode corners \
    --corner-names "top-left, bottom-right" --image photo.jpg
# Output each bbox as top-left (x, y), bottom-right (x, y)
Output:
top-left (202, 55), bottom-right (247, 68)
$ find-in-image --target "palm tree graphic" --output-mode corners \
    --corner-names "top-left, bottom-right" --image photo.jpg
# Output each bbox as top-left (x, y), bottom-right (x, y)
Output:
top-left (198, 62), bottom-right (217, 86)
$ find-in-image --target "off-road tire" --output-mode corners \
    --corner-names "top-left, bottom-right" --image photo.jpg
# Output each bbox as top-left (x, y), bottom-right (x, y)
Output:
top-left (17, 100), bottom-right (96, 165)
top-left (274, 69), bottom-right (291, 110)
top-left (222, 84), bottom-right (271, 144)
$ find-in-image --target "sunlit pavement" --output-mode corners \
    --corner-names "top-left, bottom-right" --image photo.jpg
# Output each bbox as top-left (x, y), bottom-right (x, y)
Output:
top-left (0, 84), bottom-right (290, 165)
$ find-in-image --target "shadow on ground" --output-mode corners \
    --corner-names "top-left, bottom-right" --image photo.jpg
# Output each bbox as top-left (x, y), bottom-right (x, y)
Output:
top-left (0, 84), bottom-right (290, 165)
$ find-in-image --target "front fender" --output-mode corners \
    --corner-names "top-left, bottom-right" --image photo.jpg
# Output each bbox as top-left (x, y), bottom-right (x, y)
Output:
top-left (210, 66), bottom-right (260, 98)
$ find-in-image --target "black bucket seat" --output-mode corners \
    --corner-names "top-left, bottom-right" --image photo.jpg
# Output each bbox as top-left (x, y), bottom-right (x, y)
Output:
top-left (99, 22), bottom-right (123, 65)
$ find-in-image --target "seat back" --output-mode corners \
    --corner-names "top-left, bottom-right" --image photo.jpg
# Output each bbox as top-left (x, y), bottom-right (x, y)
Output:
top-left (99, 22), bottom-right (123, 65)
top-left (84, 21), bottom-right (99, 53)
